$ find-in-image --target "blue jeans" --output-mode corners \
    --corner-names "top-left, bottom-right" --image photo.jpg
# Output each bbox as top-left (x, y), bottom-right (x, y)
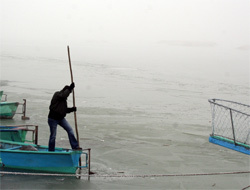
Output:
top-left (48, 118), bottom-right (79, 151)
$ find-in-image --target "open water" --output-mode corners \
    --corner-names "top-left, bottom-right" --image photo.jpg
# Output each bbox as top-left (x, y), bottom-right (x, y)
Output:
top-left (0, 51), bottom-right (249, 189)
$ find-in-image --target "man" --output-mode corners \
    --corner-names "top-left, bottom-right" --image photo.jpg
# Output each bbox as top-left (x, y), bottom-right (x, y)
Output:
top-left (48, 82), bottom-right (81, 151)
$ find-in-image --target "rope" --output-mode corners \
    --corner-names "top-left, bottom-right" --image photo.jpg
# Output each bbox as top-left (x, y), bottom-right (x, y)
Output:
top-left (242, 185), bottom-right (250, 190)
top-left (0, 171), bottom-right (249, 178)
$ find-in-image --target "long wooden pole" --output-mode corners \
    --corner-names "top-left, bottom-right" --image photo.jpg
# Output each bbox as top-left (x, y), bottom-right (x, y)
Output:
top-left (67, 46), bottom-right (82, 170)
top-left (67, 46), bottom-right (80, 144)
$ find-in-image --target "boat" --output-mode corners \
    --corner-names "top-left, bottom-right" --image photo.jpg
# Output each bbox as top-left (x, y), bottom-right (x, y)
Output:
top-left (0, 139), bottom-right (90, 174)
top-left (0, 91), bottom-right (29, 120)
top-left (0, 91), bottom-right (19, 119)
top-left (0, 102), bottom-right (19, 119)
top-left (208, 99), bottom-right (250, 155)
top-left (0, 125), bottom-right (38, 144)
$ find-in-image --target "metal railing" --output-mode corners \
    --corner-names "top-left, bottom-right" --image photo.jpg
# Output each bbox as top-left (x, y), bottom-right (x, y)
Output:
top-left (208, 99), bottom-right (250, 146)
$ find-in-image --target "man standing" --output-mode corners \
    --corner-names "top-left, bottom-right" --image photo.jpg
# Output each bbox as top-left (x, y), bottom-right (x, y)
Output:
top-left (48, 82), bottom-right (81, 151)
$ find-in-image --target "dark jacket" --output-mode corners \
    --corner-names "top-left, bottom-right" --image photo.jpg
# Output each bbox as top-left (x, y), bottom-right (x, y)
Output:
top-left (48, 87), bottom-right (74, 120)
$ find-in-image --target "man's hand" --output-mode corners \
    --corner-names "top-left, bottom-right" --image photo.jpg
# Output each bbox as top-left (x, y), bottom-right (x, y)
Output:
top-left (67, 107), bottom-right (77, 113)
top-left (69, 82), bottom-right (75, 90)
top-left (72, 107), bottom-right (77, 112)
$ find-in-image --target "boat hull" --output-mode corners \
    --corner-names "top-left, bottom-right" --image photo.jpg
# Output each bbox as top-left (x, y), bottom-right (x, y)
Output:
top-left (209, 136), bottom-right (250, 155)
top-left (0, 126), bottom-right (27, 142)
top-left (0, 140), bottom-right (84, 174)
top-left (0, 102), bottom-right (19, 119)
top-left (0, 91), bottom-right (3, 100)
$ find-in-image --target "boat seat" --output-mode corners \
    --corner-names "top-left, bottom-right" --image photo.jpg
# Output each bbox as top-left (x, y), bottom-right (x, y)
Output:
top-left (7, 146), bottom-right (22, 150)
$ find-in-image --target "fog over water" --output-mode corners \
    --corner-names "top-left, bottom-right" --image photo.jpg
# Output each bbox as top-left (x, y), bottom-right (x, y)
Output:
top-left (1, 0), bottom-right (249, 85)
top-left (0, 1), bottom-right (250, 189)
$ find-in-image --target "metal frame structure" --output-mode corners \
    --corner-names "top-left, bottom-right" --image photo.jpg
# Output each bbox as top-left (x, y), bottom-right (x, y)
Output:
top-left (208, 99), bottom-right (250, 154)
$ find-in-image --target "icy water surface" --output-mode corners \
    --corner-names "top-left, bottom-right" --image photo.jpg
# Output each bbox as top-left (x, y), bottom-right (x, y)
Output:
top-left (0, 55), bottom-right (249, 189)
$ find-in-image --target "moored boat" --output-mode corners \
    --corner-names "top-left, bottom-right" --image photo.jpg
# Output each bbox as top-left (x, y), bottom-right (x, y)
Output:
top-left (0, 125), bottom-right (38, 144)
top-left (208, 99), bottom-right (250, 155)
top-left (0, 139), bottom-right (89, 174)
top-left (0, 102), bottom-right (19, 119)
top-left (0, 91), bottom-right (29, 120)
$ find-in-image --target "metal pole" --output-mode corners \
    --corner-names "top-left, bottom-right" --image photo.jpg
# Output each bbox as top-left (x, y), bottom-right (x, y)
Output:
top-left (88, 148), bottom-right (91, 180)
top-left (21, 99), bottom-right (29, 120)
top-left (35, 125), bottom-right (38, 145)
top-left (229, 109), bottom-right (236, 145)
top-left (211, 103), bottom-right (215, 136)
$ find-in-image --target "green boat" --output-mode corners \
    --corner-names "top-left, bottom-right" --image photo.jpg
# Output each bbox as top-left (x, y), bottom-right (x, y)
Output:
top-left (0, 91), bottom-right (29, 120)
top-left (0, 90), bottom-right (19, 119)
top-left (0, 125), bottom-right (38, 144)
top-left (0, 102), bottom-right (19, 119)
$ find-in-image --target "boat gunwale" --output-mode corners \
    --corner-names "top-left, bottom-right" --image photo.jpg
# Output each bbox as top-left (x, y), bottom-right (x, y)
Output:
top-left (0, 128), bottom-right (25, 132)
top-left (0, 140), bottom-right (83, 155)
top-left (0, 101), bottom-right (19, 105)
top-left (0, 149), bottom-right (83, 155)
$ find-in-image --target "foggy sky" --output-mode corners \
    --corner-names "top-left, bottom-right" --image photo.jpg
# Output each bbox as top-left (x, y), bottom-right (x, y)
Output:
top-left (1, 0), bottom-right (249, 45)
top-left (0, 0), bottom-right (249, 79)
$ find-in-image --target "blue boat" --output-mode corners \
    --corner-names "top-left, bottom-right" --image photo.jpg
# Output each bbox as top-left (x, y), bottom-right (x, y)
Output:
top-left (208, 99), bottom-right (250, 154)
top-left (0, 139), bottom-right (90, 174)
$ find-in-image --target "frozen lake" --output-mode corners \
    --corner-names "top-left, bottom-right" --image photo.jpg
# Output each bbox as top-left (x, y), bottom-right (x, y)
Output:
top-left (0, 52), bottom-right (249, 189)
